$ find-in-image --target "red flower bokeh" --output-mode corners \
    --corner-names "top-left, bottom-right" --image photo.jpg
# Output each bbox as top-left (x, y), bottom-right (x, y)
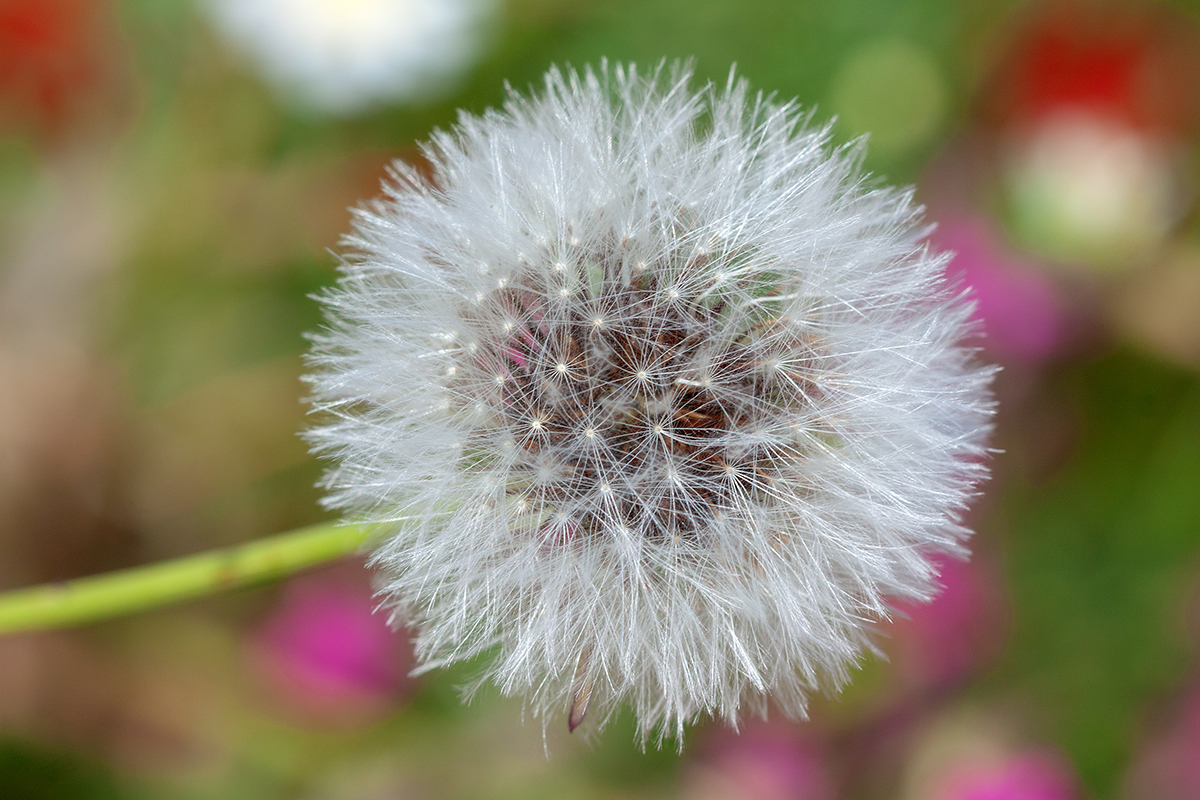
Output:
top-left (0, 0), bottom-right (113, 132)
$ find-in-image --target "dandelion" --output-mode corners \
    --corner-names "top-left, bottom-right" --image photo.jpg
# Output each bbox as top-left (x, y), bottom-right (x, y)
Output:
top-left (304, 61), bottom-right (995, 741)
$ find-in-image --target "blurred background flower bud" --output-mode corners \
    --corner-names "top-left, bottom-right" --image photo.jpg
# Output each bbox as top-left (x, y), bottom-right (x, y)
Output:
top-left (981, 1), bottom-right (1200, 270)
top-left (933, 218), bottom-right (1066, 365)
top-left (1125, 683), bottom-right (1200, 800)
top-left (904, 709), bottom-right (1079, 800)
top-left (249, 565), bottom-right (413, 724)
top-left (931, 750), bottom-right (1078, 800)
top-left (683, 721), bottom-right (835, 800)
top-left (202, 0), bottom-right (498, 116)
top-left (887, 552), bottom-right (1009, 692)
top-left (0, 0), bottom-right (123, 136)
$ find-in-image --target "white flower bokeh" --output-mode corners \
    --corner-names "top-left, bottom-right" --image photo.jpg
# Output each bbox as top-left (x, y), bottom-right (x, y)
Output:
top-left (305, 62), bottom-right (995, 741)
top-left (204, 0), bottom-right (496, 115)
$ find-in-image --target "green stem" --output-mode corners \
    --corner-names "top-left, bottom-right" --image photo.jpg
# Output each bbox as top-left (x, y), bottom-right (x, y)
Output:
top-left (0, 521), bottom-right (382, 636)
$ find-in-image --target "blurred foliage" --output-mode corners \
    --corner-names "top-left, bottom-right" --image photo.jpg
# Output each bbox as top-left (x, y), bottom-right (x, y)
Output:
top-left (1003, 351), bottom-right (1200, 795)
top-left (0, 739), bottom-right (127, 800)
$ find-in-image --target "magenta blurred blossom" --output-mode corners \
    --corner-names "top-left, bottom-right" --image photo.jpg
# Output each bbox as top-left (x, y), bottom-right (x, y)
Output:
top-left (693, 722), bottom-right (834, 800)
top-left (890, 554), bottom-right (1008, 689)
top-left (934, 750), bottom-right (1078, 800)
top-left (1172, 688), bottom-right (1200, 791)
top-left (253, 574), bottom-right (408, 712)
top-left (933, 219), bottom-right (1064, 363)
top-left (1126, 684), bottom-right (1200, 799)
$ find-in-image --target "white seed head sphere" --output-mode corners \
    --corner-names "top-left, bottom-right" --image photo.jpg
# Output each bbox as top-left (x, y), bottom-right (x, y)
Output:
top-left (305, 62), bottom-right (995, 742)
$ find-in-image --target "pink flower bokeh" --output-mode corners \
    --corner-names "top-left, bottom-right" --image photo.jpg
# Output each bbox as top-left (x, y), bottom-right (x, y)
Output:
top-left (686, 721), bottom-right (835, 800)
top-left (249, 568), bottom-right (411, 722)
top-left (1126, 684), bottom-right (1200, 799)
top-left (933, 750), bottom-right (1078, 800)
top-left (933, 219), bottom-right (1065, 364)
top-left (889, 554), bottom-right (1009, 690)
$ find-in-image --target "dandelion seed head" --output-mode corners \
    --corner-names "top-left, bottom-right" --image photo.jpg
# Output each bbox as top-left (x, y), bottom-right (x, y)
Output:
top-left (305, 61), bottom-right (995, 743)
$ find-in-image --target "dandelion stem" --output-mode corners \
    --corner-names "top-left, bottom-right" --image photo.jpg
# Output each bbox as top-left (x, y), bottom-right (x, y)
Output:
top-left (0, 521), bottom-right (381, 636)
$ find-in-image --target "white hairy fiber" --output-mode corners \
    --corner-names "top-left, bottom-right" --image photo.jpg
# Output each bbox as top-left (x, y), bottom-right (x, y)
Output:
top-left (305, 62), bottom-right (995, 742)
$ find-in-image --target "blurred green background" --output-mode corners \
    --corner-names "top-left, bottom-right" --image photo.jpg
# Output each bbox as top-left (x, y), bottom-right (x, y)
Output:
top-left (3, 0), bottom-right (1200, 798)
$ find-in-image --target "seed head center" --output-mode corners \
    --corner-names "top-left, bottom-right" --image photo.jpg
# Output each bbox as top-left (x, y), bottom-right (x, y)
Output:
top-left (458, 244), bottom-right (819, 542)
